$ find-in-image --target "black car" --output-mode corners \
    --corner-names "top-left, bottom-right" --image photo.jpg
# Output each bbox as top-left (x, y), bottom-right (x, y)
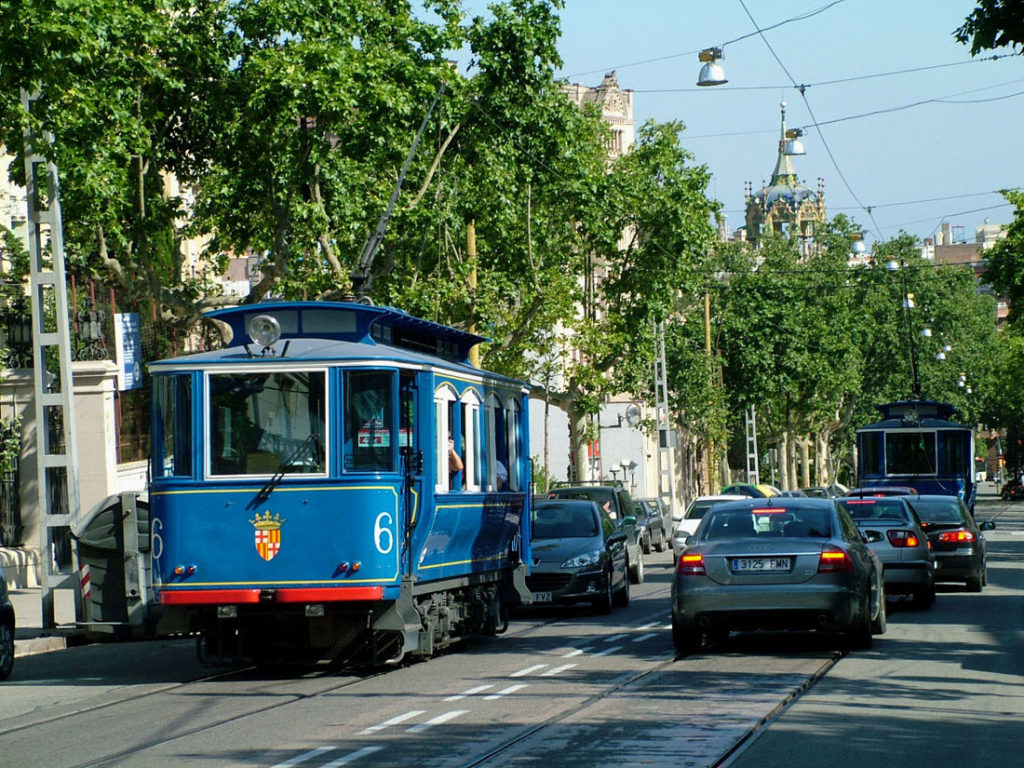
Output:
top-left (904, 495), bottom-right (995, 592)
top-left (527, 499), bottom-right (630, 613)
top-left (547, 483), bottom-right (644, 583)
top-left (634, 497), bottom-right (670, 553)
top-left (1, 563), bottom-right (14, 680)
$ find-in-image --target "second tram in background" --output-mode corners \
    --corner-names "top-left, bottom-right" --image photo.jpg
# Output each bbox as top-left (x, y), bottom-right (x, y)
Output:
top-left (148, 301), bottom-right (532, 665)
top-left (856, 399), bottom-right (976, 511)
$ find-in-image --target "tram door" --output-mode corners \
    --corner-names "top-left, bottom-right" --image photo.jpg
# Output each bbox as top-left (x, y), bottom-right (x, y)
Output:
top-left (400, 371), bottom-right (425, 571)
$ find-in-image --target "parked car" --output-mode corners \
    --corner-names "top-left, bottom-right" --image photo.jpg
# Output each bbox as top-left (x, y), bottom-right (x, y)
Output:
top-left (634, 497), bottom-right (671, 553)
top-left (526, 499), bottom-right (630, 613)
top-left (670, 497), bottom-right (886, 654)
top-left (1, 562), bottom-right (14, 680)
top-left (546, 483), bottom-right (644, 583)
top-left (721, 483), bottom-right (782, 498)
top-left (834, 495), bottom-right (935, 609)
top-left (672, 494), bottom-right (749, 561)
top-left (801, 483), bottom-right (850, 499)
top-left (904, 495), bottom-right (995, 592)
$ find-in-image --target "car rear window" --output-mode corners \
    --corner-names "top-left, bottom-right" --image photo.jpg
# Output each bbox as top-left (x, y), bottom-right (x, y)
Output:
top-left (836, 498), bottom-right (909, 521)
top-left (703, 507), bottom-right (831, 540)
top-left (907, 500), bottom-right (963, 524)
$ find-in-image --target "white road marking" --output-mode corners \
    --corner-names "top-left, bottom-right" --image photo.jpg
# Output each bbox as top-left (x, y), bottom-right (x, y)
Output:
top-left (561, 647), bottom-right (592, 657)
top-left (592, 645), bottom-right (622, 657)
top-left (360, 710), bottom-right (425, 734)
top-left (445, 684), bottom-right (494, 701)
top-left (407, 710), bottom-right (469, 733)
top-left (603, 634), bottom-right (628, 643)
top-left (270, 747), bottom-right (333, 768)
top-left (540, 663), bottom-right (577, 677)
top-left (321, 746), bottom-right (384, 767)
top-left (631, 632), bottom-right (657, 643)
top-left (510, 663), bottom-right (547, 677)
top-left (484, 684), bottom-right (529, 700)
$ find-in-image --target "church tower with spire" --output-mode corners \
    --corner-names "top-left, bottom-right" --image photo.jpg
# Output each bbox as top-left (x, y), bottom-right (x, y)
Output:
top-left (744, 101), bottom-right (826, 255)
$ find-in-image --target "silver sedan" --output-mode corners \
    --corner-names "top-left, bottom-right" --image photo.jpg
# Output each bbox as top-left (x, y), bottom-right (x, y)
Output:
top-left (671, 497), bottom-right (886, 654)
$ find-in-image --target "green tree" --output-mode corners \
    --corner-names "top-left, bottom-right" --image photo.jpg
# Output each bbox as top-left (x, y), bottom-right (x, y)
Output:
top-left (955, 0), bottom-right (1024, 55)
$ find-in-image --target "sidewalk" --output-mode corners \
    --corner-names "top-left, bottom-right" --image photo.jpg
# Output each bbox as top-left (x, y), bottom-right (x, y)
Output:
top-left (8, 575), bottom-right (83, 658)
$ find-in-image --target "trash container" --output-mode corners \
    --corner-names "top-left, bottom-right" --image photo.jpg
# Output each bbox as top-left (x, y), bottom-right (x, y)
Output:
top-left (70, 492), bottom-right (152, 639)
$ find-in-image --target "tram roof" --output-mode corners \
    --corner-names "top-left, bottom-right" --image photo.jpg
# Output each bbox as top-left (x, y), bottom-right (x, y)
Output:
top-left (858, 399), bottom-right (968, 431)
top-left (148, 301), bottom-right (523, 386)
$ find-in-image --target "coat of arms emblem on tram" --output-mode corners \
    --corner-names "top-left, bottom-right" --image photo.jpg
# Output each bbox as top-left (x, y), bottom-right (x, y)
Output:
top-left (251, 511), bottom-right (286, 561)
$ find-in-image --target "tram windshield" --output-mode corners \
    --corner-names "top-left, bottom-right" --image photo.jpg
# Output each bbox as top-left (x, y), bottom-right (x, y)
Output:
top-left (885, 431), bottom-right (936, 476)
top-left (208, 370), bottom-right (326, 476)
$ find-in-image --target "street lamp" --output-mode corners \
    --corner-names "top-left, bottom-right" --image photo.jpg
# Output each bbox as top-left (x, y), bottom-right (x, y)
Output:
top-left (697, 47), bottom-right (727, 86)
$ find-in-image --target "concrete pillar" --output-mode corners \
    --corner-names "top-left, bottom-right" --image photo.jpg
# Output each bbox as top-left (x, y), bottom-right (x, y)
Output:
top-left (0, 360), bottom-right (121, 585)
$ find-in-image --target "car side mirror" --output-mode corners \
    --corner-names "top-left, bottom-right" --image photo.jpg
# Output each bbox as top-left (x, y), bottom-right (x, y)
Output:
top-left (862, 530), bottom-right (883, 543)
top-left (607, 532), bottom-right (628, 546)
top-left (979, 520), bottom-right (996, 531)
top-left (622, 515), bottom-right (636, 526)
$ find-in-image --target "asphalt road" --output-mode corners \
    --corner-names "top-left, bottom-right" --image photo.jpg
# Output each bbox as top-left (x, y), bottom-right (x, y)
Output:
top-left (1, 497), bottom-right (1021, 768)
top-left (723, 496), bottom-right (1024, 768)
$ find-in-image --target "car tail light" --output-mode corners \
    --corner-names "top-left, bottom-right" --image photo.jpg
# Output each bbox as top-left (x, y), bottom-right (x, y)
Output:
top-left (937, 529), bottom-right (976, 543)
top-left (677, 553), bottom-right (706, 576)
top-left (886, 530), bottom-right (921, 548)
top-left (818, 545), bottom-right (852, 573)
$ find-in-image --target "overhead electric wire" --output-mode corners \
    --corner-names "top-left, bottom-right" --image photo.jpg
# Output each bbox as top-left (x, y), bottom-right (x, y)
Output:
top-left (736, 0), bottom-right (884, 240)
top-left (563, 0), bottom-right (848, 79)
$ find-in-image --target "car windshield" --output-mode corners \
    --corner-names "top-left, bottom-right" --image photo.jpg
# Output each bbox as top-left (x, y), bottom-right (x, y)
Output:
top-left (703, 507), bottom-right (832, 540)
top-left (836, 498), bottom-right (909, 521)
top-left (907, 500), bottom-right (964, 524)
top-left (532, 504), bottom-right (600, 539)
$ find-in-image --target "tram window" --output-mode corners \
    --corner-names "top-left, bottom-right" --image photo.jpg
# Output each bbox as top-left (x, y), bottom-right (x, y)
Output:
top-left (208, 370), bottom-right (326, 477)
top-left (153, 374), bottom-right (192, 478)
top-left (344, 370), bottom-right (395, 472)
top-left (461, 391), bottom-right (482, 491)
top-left (939, 432), bottom-right (966, 474)
top-left (434, 385), bottom-right (459, 492)
top-left (860, 432), bottom-right (882, 476)
top-left (885, 431), bottom-right (936, 475)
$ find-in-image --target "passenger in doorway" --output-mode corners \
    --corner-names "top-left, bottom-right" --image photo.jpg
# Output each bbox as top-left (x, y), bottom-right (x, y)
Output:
top-left (448, 437), bottom-right (464, 489)
top-left (496, 460), bottom-right (509, 491)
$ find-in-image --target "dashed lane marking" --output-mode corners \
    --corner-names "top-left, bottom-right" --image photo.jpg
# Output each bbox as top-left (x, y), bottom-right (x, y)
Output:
top-left (407, 710), bottom-right (469, 733)
top-left (360, 710), bottom-right (425, 734)
top-left (510, 663), bottom-right (547, 677)
top-left (540, 663), bottom-right (577, 677)
top-left (320, 746), bottom-right (383, 767)
top-left (446, 684), bottom-right (494, 701)
top-left (484, 684), bottom-right (529, 700)
top-left (270, 746), bottom-right (333, 768)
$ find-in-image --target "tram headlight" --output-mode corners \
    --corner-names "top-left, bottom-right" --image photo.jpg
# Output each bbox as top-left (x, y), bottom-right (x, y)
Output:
top-left (248, 314), bottom-right (281, 348)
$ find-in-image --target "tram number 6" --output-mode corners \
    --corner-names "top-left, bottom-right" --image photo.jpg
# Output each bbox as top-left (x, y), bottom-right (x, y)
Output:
top-left (374, 512), bottom-right (394, 555)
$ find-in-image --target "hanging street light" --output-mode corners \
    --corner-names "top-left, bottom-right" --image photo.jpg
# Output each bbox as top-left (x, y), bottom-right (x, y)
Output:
top-left (697, 47), bottom-right (727, 86)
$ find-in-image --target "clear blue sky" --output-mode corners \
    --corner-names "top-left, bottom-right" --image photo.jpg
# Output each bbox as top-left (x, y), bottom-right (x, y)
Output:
top-left (465, 0), bottom-right (1024, 248)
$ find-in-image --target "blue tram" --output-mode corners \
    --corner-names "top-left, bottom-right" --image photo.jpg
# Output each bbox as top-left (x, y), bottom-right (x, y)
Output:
top-left (148, 301), bottom-right (532, 664)
top-left (856, 400), bottom-right (976, 511)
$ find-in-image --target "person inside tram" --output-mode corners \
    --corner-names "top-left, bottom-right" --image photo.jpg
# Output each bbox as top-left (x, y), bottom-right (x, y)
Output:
top-left (496, 459), bottom-right (509, 491)
top-left (448, 436), bottom-right (464, 489)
